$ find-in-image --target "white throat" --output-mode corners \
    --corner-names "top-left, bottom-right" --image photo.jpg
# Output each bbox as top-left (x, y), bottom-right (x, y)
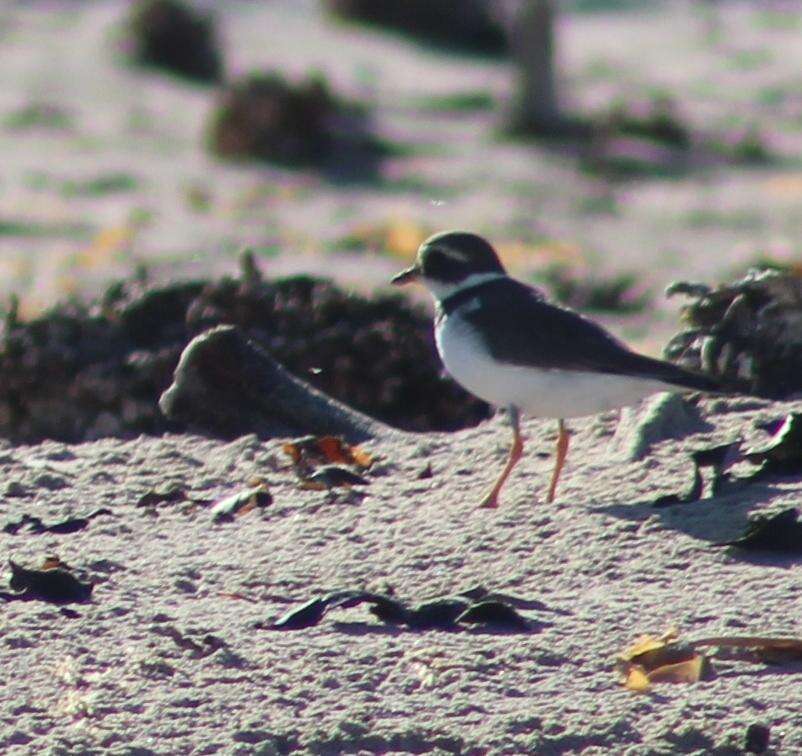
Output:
top-left (424, 271), bottom-right (507, 303)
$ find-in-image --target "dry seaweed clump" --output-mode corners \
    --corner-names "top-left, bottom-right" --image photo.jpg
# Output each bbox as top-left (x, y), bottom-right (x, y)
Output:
top-left (325, 0), bottom-right (506, 55)
top-left (208, 73), bottom-right (379, 170)
top-left (664, 267), bottom-right (802, 397)
top-left (124, 0), bottom-right (223, 83)
top-left (0, 257), bottom-right (489, 444)
top-left (582, 96), bottom-right (772, 179)
top-left (606, 96), bottom-right (691, 149)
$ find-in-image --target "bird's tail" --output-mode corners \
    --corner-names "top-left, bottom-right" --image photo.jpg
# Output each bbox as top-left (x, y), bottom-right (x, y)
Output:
top-left (623, 352), bottom-right (732, 394)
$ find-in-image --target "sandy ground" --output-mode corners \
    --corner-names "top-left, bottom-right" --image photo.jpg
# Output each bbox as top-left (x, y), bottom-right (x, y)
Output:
top-left (1, 393), bottom-right (801, 754)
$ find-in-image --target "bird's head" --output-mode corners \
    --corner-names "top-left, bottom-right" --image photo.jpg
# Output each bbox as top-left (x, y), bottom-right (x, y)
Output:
top-left (391, 230), bottom-right (506, 300)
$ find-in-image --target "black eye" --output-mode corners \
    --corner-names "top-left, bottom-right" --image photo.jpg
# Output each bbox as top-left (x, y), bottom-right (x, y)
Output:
top-left (422, 247), bottom-right (465, 282)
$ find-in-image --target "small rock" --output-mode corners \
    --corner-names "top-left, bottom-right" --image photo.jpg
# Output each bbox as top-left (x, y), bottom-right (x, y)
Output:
top-left (745, 723), bottom-right (770, 754)
top-left (232, 729), bottom-right (270, 745)
top-left (32, 472), bottom-right (69, 491)
top-left (301, 466), bottom-right (369, 490)
top-left (4, 481), bottom-right (28, 497)
top-left (611, 393), bottom-right (711, 461)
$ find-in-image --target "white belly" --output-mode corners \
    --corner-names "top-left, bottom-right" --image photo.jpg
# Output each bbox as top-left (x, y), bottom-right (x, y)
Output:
top-left (436, 314), bottom-right (672, 419)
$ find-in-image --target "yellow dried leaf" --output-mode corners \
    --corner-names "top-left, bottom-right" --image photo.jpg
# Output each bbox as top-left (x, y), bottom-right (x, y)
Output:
top-left (648, 654), bottom-right (705, 685)
top-left (384, 219), bottom-right (429, 257)
top-left (339, 219), bottom-right (431, 259)
top-left (619, 628), bottom-right (679, 662)
top-left (624, 664), bottom-right (651, 692)
top-left (691, 634), bottom-right (802, 663)
top-left (496, 239), bottom-right (584, 270)
top-left (76, 224), bottom-right (135, 268)
top-left (618, 628), bottom-right (705, 691)
top-left (620, 635), bottom-right (668, 662)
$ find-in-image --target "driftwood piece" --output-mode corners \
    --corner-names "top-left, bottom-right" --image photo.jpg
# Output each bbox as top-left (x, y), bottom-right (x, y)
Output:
top-left (159, 325), bottom-right (399, 441)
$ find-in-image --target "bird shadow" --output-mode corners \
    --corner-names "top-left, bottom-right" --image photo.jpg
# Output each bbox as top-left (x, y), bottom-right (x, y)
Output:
top-left (592, 474), bottom-right (801, 563)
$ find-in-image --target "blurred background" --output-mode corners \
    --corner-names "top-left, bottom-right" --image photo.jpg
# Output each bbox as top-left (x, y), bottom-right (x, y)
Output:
top-left (1, 0), bottom-right (801, 349)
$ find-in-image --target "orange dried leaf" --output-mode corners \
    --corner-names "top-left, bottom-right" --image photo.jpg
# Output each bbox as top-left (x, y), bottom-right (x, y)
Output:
top-left (282, 441), bottom-right (302, 465)
top-left (283, 435), bottom-right (374, 469)
top-left (317, 436), bottom-right (351, 464)
top-left (349, 445), bottom-right (374, 469)
top-left (234, 499), bottom-right (257, 518)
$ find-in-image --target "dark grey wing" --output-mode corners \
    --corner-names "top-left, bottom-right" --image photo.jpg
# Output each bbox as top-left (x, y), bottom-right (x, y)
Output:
top-left (459, 279), bottom-right (723, 393)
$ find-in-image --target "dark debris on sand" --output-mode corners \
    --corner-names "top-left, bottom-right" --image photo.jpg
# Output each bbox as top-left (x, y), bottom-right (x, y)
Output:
top-left (665, 267), bottom-right (802, 398)
top-left (0, 255), bottom-right (489, 444)
top-left (207, 72), bottom-right (384, 177)
top-left (123, 0), bottom-right (223, 83)
top-left (324, 0), bottom-right (507, 55)
top-left (2, 560), bottom-right (93, 604)
top-left (267, 585), bottom-right (542, 633)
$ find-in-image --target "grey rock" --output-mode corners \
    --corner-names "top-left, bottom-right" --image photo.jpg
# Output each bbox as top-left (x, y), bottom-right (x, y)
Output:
top-left (611, 392), bottom-right (712, 461)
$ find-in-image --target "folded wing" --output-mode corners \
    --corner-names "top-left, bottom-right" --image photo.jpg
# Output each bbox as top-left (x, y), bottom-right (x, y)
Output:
top-left (460, 279), bottom-right (723, 393)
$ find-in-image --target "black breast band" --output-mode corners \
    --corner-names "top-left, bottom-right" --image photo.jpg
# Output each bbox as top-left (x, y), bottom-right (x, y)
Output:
top-left (439, 278), bottom-right (506, 316)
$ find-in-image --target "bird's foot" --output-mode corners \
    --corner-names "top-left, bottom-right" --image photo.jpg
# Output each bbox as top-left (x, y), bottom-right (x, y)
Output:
top-left (478, 493), bottom-right (499, 509)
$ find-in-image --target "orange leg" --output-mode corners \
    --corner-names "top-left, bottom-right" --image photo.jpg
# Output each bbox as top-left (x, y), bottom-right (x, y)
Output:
top-left (479, 407), bottom-right (523, 509)
top-left (546, 419), bottom-right (570, 503)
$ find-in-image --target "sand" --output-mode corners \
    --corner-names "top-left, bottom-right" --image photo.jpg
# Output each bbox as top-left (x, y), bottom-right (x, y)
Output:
top-left (0, 393), bottom-right (800, 754)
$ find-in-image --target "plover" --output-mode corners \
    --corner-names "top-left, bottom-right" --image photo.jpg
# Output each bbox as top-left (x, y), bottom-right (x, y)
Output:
top-left (392, 230), bottom-right (722, 508)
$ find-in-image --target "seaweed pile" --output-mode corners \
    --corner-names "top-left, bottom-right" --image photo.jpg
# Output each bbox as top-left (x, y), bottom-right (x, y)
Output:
top-left (0, 257), bottom-right (490, 444)
top-left (664, 267), bottom-right (802, 398)
top-left (123, 0), bottom-right (223, 83)
top-left (324, 0), bottom-right (506, 55)
top-left (207, 73), bottom-right (381, 174)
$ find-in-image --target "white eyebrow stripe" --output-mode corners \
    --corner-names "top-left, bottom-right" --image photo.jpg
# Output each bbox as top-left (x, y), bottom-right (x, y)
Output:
top-left (447, 272), bottom-right (508, 294)
top-left (434, 245), bottom-right (470, 262)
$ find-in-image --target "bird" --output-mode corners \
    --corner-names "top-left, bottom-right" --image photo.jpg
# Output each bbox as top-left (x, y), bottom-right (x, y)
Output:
top-left (391, 230), bottom-right (724, 508)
